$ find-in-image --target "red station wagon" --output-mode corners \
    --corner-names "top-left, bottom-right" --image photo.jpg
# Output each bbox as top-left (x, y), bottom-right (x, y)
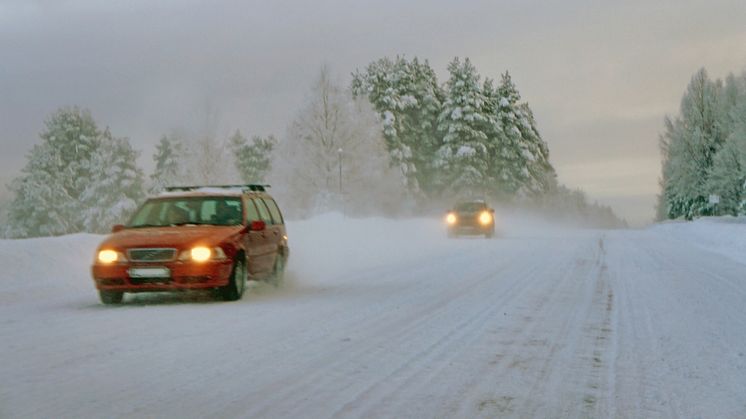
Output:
top-left (91, 184), bottom-right (289, 304)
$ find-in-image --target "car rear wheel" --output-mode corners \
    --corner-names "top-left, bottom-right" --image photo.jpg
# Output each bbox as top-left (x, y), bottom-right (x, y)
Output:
top-left (219, 257), bottom-right (246, 301)
top-left (269, 253), bottom-right (286, 287)
top-left (99, 290), bottom-right (124, 305)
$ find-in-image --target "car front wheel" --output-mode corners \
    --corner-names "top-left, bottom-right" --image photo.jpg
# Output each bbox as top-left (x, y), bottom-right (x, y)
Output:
top-left (219, 258), bottom-right (246, 301)
top-left (99, 290), bottom-right (124, 305)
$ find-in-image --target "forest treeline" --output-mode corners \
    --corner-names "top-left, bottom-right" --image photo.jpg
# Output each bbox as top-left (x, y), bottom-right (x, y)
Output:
top-left (2, 56), bottom-right (626, 238)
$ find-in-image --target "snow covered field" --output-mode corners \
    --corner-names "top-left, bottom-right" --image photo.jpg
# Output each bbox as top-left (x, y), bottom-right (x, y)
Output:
top-left (1, 215), bottom-right (745, 418)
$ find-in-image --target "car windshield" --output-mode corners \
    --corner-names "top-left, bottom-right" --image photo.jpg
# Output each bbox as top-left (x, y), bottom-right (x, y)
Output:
top-left (127, 197), bottom-right (243, 227)
top-left (454, 202), bottom-right (487, 212)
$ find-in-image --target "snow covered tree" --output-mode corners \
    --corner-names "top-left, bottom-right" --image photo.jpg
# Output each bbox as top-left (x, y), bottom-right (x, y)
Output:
top-left (230, 130), bottom-right (276, 183)
top-left (352, 56), bottom-right (444, 199)
top-left (149, 133), bottom-right (186, 193)
top-left (706, 74), bottom-right (746, 215)
top-left (489, 73), bottom-right (525, 198)
top-left (435, 57), bottom-right (492, 198)
top-left (272, 66), bottom-right (407, 217)
top-left (81, 130), bottom-right (145, 232)
top-left (4, 107), bottom-right (146, 237)
top-left (483, 72), bottom-right (556, 200)
top-left (660, 68), bottom-right (727, 219)
top-left (706, 138), bottom-right (744, 215)
top-left (517, 103), bottom-right (556, 195)
top-left (5, 107), bottom-right (102, 237)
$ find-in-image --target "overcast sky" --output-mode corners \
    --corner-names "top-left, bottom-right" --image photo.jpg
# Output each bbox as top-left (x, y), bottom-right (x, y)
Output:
top-left (2, 0), bottom-right (745, 225)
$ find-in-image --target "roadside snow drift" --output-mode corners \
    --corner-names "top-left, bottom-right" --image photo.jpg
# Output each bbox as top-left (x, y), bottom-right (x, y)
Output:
top-left (1, 214), bottom-right (745, 418)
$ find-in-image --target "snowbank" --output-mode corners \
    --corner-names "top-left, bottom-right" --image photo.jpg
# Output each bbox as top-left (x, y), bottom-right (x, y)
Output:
top-left (649, 216), bottom-right (746, 264)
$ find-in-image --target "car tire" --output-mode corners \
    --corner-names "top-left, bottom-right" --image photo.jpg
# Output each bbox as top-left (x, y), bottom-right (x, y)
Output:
top-left (219, 257), bottom-right (246, 301)
top-left (99, 290), bottom-right (124, 305)
top-left (269, 253), bottom-right (286, 287)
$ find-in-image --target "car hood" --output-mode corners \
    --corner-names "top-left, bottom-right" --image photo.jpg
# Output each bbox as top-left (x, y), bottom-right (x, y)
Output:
top-left (455, 210), bottom-right (481, 217)
top-left (97, 225), bottom-right (244, 251)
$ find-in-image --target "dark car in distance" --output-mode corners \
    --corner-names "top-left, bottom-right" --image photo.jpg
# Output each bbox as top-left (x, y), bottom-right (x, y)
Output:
top-left (445, 200), bottom-right (496, 238)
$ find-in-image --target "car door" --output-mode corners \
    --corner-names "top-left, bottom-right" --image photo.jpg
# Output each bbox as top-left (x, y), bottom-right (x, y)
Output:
top-left (260, 197), bottom-right (285, 262)
top-left (254, 198), bottom-right (281, 270)
top-left (243, 197), bottom-right (274, 276)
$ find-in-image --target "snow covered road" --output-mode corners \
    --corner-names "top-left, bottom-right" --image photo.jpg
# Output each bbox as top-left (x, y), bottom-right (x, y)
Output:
top-left (1, 215), bottom-right (745, 418)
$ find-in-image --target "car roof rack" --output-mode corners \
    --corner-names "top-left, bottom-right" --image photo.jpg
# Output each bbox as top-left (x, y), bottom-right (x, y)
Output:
top-left (165, 184), bottom-right (270, 193)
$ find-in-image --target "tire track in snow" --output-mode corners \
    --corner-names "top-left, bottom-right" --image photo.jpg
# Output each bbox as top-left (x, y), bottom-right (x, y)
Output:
top-left (240, 240), bottom-right (549, 418)
top-left (328, 239), bottom-right (574, 418)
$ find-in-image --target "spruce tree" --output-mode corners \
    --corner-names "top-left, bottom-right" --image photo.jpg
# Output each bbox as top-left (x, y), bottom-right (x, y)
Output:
top-left (81, 130), bottom-right (145, 232)
top-left (5, 107), bottom-right (146, 237)
top-left (352, 56), bottom-right (443, 199)
top-left (660, 68), bottom-right (726, 218)
top-left (230, 130), bottom-right (276, 183)
top-left (435, 57), bottom-right (491, 197)
top-left (6, 107), bottom-right (102, 237)
top-left (150, 134), bottom-right (185, 193)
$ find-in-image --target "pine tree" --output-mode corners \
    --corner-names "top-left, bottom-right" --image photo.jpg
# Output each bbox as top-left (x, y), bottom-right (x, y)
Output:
top-left (150, 134), bottom-right (185, 193)
top-left (81, 130), bottom-right (145, 232)
top-left (435, 57), bottom-right (491, 197)
top-left (5, 107), bottom-right (102, 237)
top-left (352, 56), bottom-right (443, 199)
top-left (707, 78), bottom-right (746, 215)
top-left (4, 107), bottom-right (146, 237)
top-left (490, 72), bottom-right (525, 198)
top-left (516, 103), bottom-right (556, 196)
top-left (230, 130), bottom-right (276, 183)
top-left (660, 68), bottom-right (726, 219)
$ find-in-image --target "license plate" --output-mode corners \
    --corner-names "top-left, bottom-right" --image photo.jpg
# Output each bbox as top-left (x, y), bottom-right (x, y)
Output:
top-left (128, 267), bottom-right (171, 278)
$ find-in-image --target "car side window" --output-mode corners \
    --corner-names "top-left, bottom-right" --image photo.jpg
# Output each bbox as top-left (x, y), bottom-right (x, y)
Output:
top-left (253, 198), bottom-right (273, 224)
top-left (245, 198), bottom-right (260, 223)
top-left (262, 198), bottom-right (284, 225)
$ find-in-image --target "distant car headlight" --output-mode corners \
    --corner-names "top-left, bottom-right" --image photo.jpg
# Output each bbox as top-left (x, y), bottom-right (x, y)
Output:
top-left (179, 246), bottom-right (227, 262)
top-left (446, 213), bottom-right (457, 225)
top-left (97, 249), bottom-right (124, 264)
top-left (479, 211), bottom-right (492, 225)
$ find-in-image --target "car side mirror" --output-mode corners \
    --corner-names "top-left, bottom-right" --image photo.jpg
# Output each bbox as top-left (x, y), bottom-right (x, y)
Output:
top-left (250, 220), bottom-right (266, 231)
top-left (111, 224), bottom-right (125, 233)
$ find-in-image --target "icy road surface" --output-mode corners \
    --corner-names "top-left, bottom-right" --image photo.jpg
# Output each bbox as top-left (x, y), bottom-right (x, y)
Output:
top-left (1, 214), bottom-right (745, 418)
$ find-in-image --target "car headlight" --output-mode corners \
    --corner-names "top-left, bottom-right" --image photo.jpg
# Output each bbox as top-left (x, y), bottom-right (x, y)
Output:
top-left (97, 249), bottom-right (125, 264)
top-left (446, 213), bottom-right (457, 225)
top-left (191, 246), bottom-right (212, 262)
top-left (179, 246), bottom-right (227, 262)
top-left (479, 211), bottom-right (492, 225)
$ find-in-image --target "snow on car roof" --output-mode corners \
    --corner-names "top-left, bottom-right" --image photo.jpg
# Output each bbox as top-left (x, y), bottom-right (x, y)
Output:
top-left (154, 187), bottom-right (246, 198)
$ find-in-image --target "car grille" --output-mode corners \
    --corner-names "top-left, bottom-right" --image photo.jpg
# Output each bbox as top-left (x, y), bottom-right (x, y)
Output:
top-left (127, 248), bottom-right (176, 262)
top-left (456, 213), bottom-right (479, 226)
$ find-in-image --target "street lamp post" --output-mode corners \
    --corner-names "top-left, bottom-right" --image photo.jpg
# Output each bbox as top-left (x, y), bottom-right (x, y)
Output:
top-left (337, 148), bottom-right (343, 195)
top-left (338, 148), bottom-right (343, 216)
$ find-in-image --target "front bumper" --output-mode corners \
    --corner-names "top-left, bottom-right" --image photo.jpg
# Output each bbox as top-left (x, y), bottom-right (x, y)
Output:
top-left (92, 260), bottom-right (233, 292)
top-left (448, 222), bottom-right (494, 235)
